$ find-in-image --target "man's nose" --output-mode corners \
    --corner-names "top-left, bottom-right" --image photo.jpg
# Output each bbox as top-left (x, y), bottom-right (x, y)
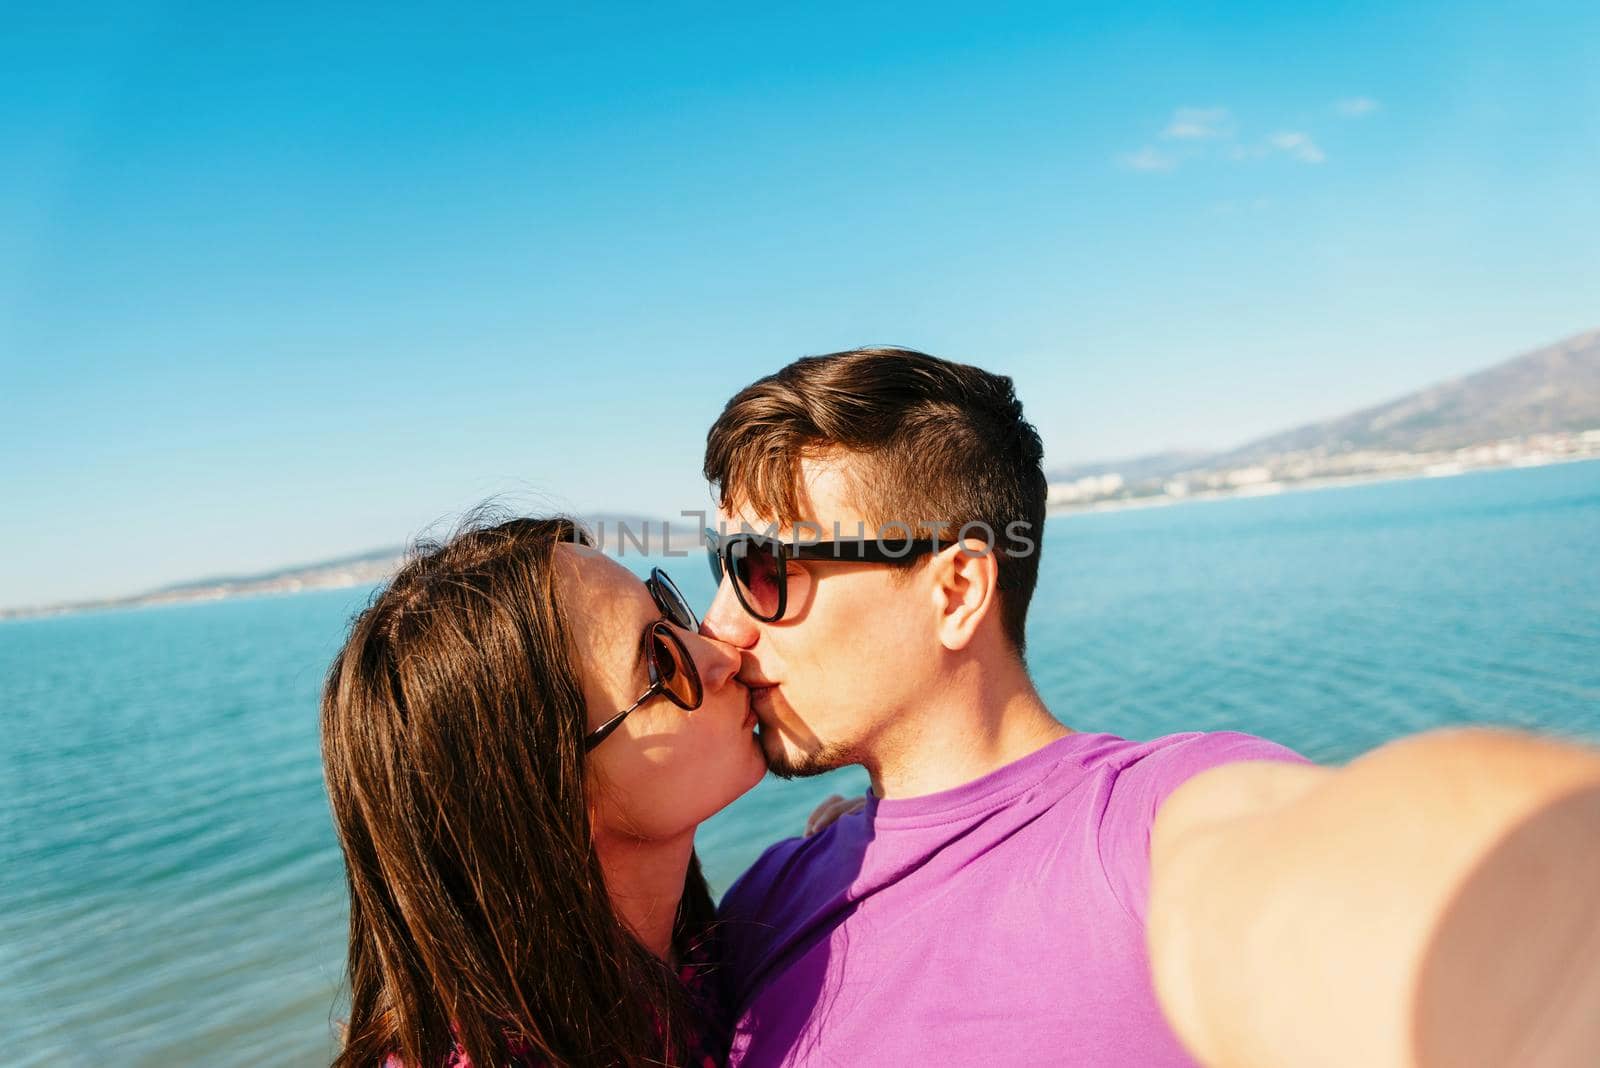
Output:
top-left (701, 577), bottom-right (759, 649)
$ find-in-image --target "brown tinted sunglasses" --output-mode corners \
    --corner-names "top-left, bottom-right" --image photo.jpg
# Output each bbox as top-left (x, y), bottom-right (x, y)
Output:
top-left (584, 569), bottom-right (702, 752)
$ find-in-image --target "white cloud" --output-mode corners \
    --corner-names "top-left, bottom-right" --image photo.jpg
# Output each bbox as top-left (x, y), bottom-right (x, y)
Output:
top-left (1119, 146), bottom-right (1176, 172)
top-left (1162, 106), bottom-right (1233, 140)
top-left (1122, 107), bottom-right (1343, 173)
top-left (1334, 96), bottom-right (1381, 118)
top-left (1268, 131), bottom-right (1326, 163)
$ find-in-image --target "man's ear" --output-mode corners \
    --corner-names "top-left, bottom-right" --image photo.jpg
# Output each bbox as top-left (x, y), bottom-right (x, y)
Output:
top-left (928, 538), bottom-right (999, 651)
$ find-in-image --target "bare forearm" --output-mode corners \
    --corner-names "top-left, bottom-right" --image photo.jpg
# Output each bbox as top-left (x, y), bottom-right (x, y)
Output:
top-left (1148, 728), bottom-right (1600, 1068)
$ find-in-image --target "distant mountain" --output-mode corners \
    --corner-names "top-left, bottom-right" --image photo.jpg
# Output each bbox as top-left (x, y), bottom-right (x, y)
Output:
top-left (1050, 328), bottom-right (1600, 486)
top-left (1045, 450), bottom-right (1213, 485)
top-left (1, 513), bottom-right (694, 621)
top-left (151, 546), bottom-right (405, 596)
top-left (1213, 328), bottom-right (1600, 466)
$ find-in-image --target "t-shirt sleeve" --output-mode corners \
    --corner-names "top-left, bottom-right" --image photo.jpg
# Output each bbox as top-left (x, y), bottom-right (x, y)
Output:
top-left (1098, 731), bottom-right (1307, 925)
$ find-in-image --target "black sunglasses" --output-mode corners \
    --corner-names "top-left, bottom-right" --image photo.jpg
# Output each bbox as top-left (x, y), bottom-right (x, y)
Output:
top-left (705, 528), bottom-right (941, 623)
top-left (583, 568), bottom-right (701, 752)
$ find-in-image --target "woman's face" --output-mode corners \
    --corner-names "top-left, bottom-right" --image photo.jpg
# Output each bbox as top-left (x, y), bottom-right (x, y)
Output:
top-left (557, 544), bottom-right (765, 843)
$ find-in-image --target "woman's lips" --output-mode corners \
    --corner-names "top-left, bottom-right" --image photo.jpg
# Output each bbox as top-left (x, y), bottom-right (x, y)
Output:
top-left (745, 684), bottom-right (775, 729)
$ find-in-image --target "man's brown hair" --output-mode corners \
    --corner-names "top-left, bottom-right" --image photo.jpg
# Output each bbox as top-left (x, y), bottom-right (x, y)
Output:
top-left (704, 346), bottom-right (1048, 654)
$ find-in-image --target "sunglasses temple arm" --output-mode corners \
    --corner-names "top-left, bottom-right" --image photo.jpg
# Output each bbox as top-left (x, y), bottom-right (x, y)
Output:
top-left (583, 688), bottom-right (658, 753)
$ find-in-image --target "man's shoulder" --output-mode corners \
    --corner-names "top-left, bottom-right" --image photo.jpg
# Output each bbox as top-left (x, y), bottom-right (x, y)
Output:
top-left (1089, 729), bottom-right (1308, 924)
top-left (1103, 729), bottom-right (1306, 776)
top-left (719, 806), bottom-right (865, 923)
top-left (718, 834), bottom-right (805, 922)
top-left (715, 807), bottom-right (873, 994)
top-left (1018, 730), bottom-right (1304, 808)
top-left (1088, 729), bottom-right (1308, 828)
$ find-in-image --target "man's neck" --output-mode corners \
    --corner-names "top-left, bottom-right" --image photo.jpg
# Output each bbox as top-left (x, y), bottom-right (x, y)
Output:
top-left (865, 654), bottom-right (1071, 800)
top-left (594, 830), bottom-right (693, 964)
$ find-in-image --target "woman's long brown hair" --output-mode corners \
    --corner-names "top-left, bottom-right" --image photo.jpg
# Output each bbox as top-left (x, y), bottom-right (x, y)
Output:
top-left (321, 516), bottom-right (716, 1067)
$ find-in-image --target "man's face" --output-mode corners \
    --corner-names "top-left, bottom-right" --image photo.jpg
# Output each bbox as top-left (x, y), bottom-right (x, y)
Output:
top-left (700, 455), bottom-right (937, 777)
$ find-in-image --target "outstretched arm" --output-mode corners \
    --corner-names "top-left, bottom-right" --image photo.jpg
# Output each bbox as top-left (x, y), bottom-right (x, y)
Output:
top-left (1147, 727), bottom-right (1600, 1068)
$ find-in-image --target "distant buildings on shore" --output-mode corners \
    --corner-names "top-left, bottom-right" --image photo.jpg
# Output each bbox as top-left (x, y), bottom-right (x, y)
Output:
top-left (1048, 428), bottom-right (1600, 513)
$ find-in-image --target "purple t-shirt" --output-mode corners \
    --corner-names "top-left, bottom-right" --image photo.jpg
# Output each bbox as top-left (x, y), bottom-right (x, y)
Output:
top-left (717, 730), bottom-right (1305, 1067)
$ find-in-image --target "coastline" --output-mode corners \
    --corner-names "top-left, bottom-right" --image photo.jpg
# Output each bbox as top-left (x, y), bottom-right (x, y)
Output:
top-left (7, 455), bottom-right (1597, 624)
top-left (1049, 450), bottom-right (1600, 519)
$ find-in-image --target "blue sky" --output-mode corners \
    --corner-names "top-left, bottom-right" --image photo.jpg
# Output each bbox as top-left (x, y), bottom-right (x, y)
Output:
top-left (3, 1), bottom-right (1597, 609)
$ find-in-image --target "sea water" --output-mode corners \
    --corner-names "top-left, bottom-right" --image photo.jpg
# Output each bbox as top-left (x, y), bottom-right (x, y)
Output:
top-left (3, 460), bottom-right (1597, 1065)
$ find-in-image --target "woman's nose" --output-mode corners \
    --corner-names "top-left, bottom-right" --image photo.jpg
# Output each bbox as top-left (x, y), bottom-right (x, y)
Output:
top-left (689, 628), bottom-right (743, 692)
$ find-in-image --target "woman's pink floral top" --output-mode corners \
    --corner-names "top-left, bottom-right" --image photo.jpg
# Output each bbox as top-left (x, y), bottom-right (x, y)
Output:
top-left (382, 938), bottom-right (728, 1068)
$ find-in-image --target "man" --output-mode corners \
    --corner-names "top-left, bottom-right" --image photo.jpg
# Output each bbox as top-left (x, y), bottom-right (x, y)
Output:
top-left (699, 347), bottom-right (1600, 1067)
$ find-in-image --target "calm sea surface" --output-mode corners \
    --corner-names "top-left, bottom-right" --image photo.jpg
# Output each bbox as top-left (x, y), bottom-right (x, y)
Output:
top-left (4, 461), bottom-right (1598, 1065)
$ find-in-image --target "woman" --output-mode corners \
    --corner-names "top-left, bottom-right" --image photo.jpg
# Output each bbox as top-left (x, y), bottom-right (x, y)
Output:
top-left (321, 515), bottom-right (766, 1067)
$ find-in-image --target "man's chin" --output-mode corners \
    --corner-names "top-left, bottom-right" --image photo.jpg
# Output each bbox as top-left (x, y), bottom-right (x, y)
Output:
top-left (758, 724), bottom-right (851, 780)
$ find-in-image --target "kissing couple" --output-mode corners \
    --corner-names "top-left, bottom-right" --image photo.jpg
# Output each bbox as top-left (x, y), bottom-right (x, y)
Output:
top-left (321, 347), bottom-right (1600, 1067)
